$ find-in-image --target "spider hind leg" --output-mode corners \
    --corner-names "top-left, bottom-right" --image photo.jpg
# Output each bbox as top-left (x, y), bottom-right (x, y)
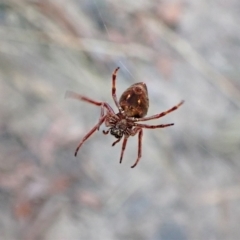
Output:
top-left (75, 116), bottom-right (106, 156)
top-left (131, 129), bottom-right (143, 168)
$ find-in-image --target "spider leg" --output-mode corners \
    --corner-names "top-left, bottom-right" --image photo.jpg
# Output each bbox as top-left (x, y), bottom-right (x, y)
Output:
top-left (134, 123), bottom-right (174, 129)
top-left (131, 129), bottom-right (143, 168)
top-left (75, 115), bottom-right (106, 156)
top-left (134, 100), bottom-right (184, 122)
top-left (65, 90), bottom-right (115, 113)
top-left (97, 103), bottom-right (105, 130)
top-left (119, 137), bottom-right (128, 164)
top-left (111, 67), bottom-right (122, 112)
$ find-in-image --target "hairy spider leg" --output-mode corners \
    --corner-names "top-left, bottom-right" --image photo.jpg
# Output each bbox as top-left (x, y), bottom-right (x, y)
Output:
top-left (65, 91), bottom-right (115, 131)
top-left (111, 67), bottom-right (122, 112)
top-left (65, 90), bottom-right (115, 113)
top-left (131, 128), bottom-right (143, 168)
top-left (75, 115), bottom-right (106, 156)
top-left (120, 137), bottom-right (128, 164)
top-left (129, 124), bottom-right (174, 168)
top-left (97, 104), bottom-right (105, 130)
top-left (134, 123), bottom-right (174, 129)
top-left (134, 100), bottom-right (184, 122)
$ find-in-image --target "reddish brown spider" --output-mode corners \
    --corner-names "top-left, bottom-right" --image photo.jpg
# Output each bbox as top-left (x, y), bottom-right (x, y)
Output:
top-left (65, 67), bottom-right (184, 168)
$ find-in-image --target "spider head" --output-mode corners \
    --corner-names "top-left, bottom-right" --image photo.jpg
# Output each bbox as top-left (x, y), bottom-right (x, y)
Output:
top-left (110, 127), bottom-right (124, 139)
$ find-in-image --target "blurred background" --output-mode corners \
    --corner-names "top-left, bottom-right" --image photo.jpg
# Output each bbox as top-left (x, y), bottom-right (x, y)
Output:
top-left (0, 0), bottom-right (240, 239)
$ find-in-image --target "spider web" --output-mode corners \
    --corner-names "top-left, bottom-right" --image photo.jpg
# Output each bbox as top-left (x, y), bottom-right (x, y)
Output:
top-left (82, 1), bottom-right (240, 240)
top-left (0, 0), bottom-right (240, 239)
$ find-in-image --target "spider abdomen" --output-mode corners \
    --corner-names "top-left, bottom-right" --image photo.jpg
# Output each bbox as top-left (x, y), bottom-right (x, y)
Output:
top-left (119, 82), bottom-right (149, 118)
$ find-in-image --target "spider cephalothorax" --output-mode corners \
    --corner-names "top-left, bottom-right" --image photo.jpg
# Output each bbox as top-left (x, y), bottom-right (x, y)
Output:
top-left (109, 118), bottom-right (129, 138)
top-left (65, 67), bottom-right (184, 168)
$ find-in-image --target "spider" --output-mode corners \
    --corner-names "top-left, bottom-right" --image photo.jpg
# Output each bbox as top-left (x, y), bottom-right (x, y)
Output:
top-left (65, 67), bottom-right (184, 168)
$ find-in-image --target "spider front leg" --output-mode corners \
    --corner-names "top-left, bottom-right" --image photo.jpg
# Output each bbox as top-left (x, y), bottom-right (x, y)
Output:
top-left (97, 103), bottom-right (105, 130)
top-left (75, 115), bottom-right (106, 156)
top-left (65, 90), bottom-right (115, 113)
top-left (65, 90), bottom-right (115, 132)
